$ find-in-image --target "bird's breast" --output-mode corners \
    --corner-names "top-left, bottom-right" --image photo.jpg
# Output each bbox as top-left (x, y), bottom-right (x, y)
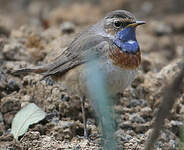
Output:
top-left (109, 45), bottom-right (141, 70)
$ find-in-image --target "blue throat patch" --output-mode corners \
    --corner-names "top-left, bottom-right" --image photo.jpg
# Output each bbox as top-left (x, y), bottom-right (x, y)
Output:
top-left (113, 27), bottom-right (139, 54)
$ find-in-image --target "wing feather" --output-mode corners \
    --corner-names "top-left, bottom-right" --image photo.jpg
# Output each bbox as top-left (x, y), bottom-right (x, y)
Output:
top-left (14, 26), bottom-right (110, 78)
top-left (42, 35), bottom-right (109, 77)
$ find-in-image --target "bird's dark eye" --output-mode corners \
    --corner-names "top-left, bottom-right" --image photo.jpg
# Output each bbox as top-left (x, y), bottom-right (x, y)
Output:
top-left (114, 21), bottom-right (122, 28)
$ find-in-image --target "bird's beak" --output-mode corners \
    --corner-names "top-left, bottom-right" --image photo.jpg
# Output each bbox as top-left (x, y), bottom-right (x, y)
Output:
top-left (127, 21), bottom-right (146, 27)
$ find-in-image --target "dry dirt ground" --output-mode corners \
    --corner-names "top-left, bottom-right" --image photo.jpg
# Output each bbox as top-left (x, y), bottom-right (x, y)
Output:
top-left (0, 0), bottom-right (184, 149)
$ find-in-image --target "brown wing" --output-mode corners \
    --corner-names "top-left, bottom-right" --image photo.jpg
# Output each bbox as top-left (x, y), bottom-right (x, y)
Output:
top-left (14, 30), bottom-right (110, 78)
top-left (41, 34), bottom-right (109, 78)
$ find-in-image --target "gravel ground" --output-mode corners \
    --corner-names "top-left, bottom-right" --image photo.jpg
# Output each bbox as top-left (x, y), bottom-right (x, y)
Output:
top-left (0, 0), bottom-right (184, 149)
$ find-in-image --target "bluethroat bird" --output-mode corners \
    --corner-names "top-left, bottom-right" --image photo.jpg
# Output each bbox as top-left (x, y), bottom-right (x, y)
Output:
top-left (15, 10), bottom-right (145, 138)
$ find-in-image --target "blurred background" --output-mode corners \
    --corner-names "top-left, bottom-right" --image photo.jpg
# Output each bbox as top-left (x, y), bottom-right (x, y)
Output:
top-left (0, 0), bottom-right (184, 69)
top-left (1, 0), bottom-right (184, 28)
top-left (0, 0), bottom-right (184, 149)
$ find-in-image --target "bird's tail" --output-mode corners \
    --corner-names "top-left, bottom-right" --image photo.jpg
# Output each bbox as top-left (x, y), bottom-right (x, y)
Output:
top-left (13, 65), bottom-right (48, 75)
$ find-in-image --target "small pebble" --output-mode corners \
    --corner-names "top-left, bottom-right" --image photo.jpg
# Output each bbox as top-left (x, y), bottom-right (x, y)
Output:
top-left (59, 120), bottom-right (74, 129)
top-left (151, 21), bottom-right (172, 36)
top-left (129, 99), bottom-right (142, 107)
top-left (60, 92), bottom-right (70, 101)
top-left (0, 112), bottom-right (3, 123)
top-left (115, 129), bottom-right (133, 142)
top-left (170, 120), bottom-right (183, 136)
top-left (61, 22), bottom-right (75, 34)
top-left (129, 113), bottom-right (145, 123)
top-left (0, 69), bottom-right (7, 89)
top-left (119, 121), bottom-right (132, 129)
top-left (170, 120), bottom-right (183, 127)
top-left (7, 79), bottom-right (20, 92)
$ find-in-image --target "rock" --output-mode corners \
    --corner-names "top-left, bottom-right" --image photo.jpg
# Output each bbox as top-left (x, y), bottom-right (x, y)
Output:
top-left (44, 110), bottom-right (60, 123)
top-left (3, 41), bottom-right (31, 61)
top-left (59, 120), bottom-right (74, 129)
top-left (119, 121), bottom-right (132, 129)
top-left (129, 99), bottom-right (143, 107)
top-left (0, 25), bottom-right (10, 37)
top-left (6, 79), bottom-right (21, 93)
top-left (170, 120), bottom-right (183, 127)
top-left (1, 99), bottom-right (20, 114)
top-left (50, 120), bottom-right (78, 141)
top-left (9, 131), bottom-right (62, 150)
top-left (0, 68), bottom-right (21, 98)
top-left (61, 22), bottom-right (75, 34)
top-left (0, 112), bottom-right (3, 123)
top-left (150, 20), bottom-right (172, 36)
top-left (132, 72), bottom-right (145, 88)
top-left (156, 59), bottom-right (184, 82)
top-left (115, 129), bottom-right (133, 142)
top-left (60, 92), bottom-right (70, 102)
top-left (0, 69), bottom-right (7, 90)
top-left (133, 123), bottom-right (150, 133)
top-left (166, 14), bottom-right (184, 33)
top-left (140, 107), bottom-right (152, 117)
top-left (0, 112), bottom-right (5, 136)
top-left (167, 139), bottom-right (177, 150)
top-left (140, 59), bottom-right (184, 108)
top-left (1, 98), bottom-right (21, 128)
top-left (123, 136), bottom-right (144, 149)
top-left (141, 57), bottom-right (152, 73)
top-left (170, 120), bottom-right (183, 136)
top-left (0, 36), bottom-right (7, 60)
top-left (129, 113), bottom-right (145, 123)
top-left (176, 46), bottom-right (184, 58)
top-left (72, 145), bottom-right (82, 150)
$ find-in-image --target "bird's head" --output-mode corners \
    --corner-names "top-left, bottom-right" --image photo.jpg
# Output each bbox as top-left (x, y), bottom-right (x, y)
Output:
top-left (104, 10), bottom-right (145, 37)
top-left (103, 10), bottom-right (145, 69)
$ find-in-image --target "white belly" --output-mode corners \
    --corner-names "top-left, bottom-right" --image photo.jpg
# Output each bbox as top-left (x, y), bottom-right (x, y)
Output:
top-left (102, 60), bottom-right (137, 94)
top-left (79, 59), bottom-right (138, 96)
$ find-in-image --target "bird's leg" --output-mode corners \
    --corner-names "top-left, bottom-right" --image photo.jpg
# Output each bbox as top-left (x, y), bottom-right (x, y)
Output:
top-left (80, 96), bottom-right (89, 139)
